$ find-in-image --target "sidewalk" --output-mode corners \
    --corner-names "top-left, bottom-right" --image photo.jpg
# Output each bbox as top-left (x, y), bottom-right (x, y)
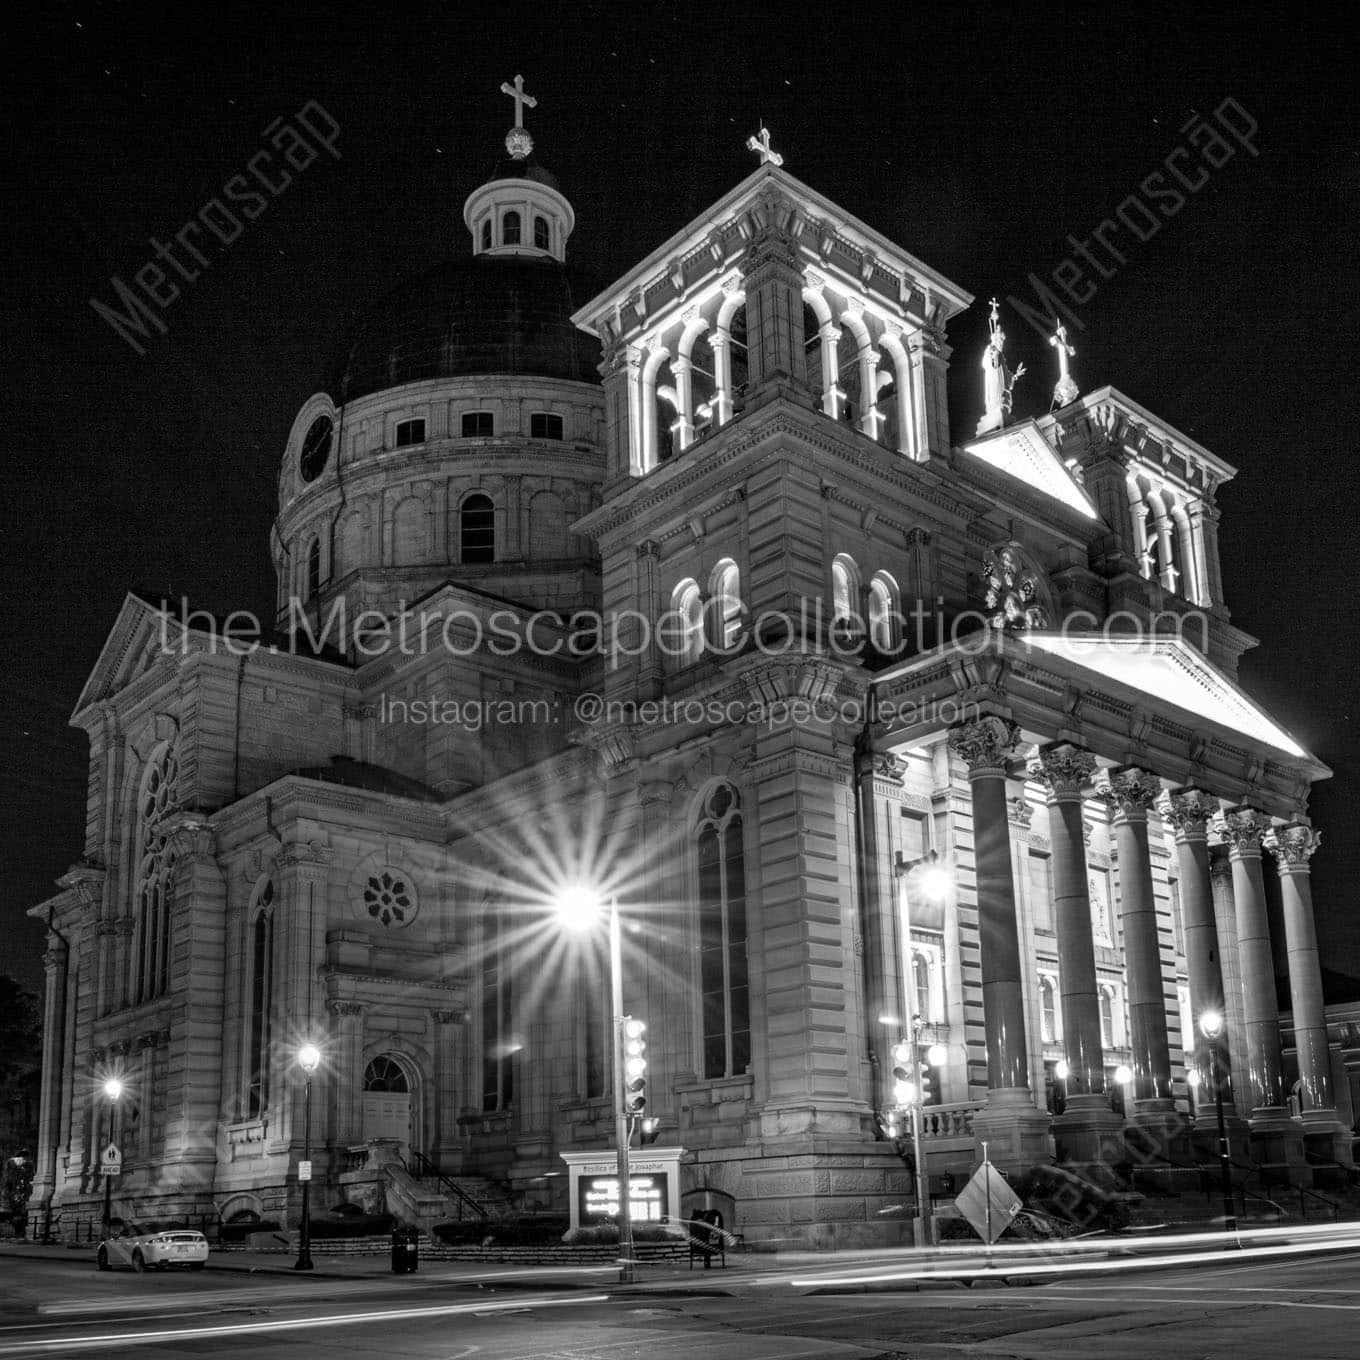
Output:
top-left (0, 1238), bottom-right (753, 1289)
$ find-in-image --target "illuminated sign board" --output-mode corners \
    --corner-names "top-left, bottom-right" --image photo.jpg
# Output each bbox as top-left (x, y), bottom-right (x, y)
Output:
top-left (579, 1173), bottom-right (668, 1223)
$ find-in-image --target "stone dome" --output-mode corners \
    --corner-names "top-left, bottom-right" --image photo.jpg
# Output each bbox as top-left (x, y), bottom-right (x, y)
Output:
top-left (335, 254), bottom-right (602, 402)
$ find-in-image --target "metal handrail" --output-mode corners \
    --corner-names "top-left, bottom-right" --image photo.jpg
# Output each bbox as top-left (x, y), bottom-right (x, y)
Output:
top-left (402, 1150), bottom-right (489, 1222)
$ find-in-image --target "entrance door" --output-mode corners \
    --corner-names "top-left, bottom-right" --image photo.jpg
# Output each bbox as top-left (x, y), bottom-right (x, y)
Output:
top-left (362, 1055), bottom-right (412, 1156)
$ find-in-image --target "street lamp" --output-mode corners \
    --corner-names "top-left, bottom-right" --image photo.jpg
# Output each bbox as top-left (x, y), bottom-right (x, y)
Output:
top-left (294, 1042), bottom-right (321, 1272)
top-left (100, 1078), bottom-right (122, 1237)
top-left (559, 888), bottom-right (639, 1285)
top-left (892, 850), bottom-right (952, 1249)
top-left (1199, 1009), bottom-right (1237, 1240)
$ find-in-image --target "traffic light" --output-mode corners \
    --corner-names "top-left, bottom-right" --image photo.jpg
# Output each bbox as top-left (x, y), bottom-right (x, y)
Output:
top-left (890, 1041), bottom-right (917, 1107)
top-left (918, 1059), bottom-right (935, 1106)
top-left (622, 1018), bottom-right (647, 1116)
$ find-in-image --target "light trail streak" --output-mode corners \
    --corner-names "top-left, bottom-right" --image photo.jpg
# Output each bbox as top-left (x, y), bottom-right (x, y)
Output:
top-left (0, 1293), bottom-right (609, 1355)
top-left (781, 1222), bottom-right (1360, 1289)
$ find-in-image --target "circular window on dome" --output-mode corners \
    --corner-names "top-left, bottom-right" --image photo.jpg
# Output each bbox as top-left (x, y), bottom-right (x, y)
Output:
top-left (299, 415), bottom-right (334, 482)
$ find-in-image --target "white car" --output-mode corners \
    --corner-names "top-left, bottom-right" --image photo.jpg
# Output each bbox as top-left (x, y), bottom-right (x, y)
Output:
top-left (96, 1222), bottom-right (209, 1272)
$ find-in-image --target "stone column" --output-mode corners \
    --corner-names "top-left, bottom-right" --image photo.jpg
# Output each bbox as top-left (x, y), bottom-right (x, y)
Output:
top-left (1101, 768), bottom-right (1173, 1110)
top-left (277, 843), bottom-right (332, 1162)
top-left (740, 226), bottom-right (808, 398)
top-left (948, 716), bottom-right (1049, 1173)
top-left (907, 325), bottom-right (951, 458)
top-left (327, 1001), bottom-right (366, 1150)
top-left (28, 937), bottom-right (69, 1230)
top-left (670, 354), bottom-right (695, 450)
top-left (1035, 743), bottom-right (1123, 1173)
top-left (855, 750), bottom-right (906, 1125)
top-left (1221, 806), bottom-right (1307, 1180)
top-left (1208, 844), bottom-right (1248, 1117)
top-left (1164, 789), bottom-right (1223, 1097)
top-left (1167, 792), bottom-right (1250, 1160)
top-left (1265, 824), bottom-right (1351, 1166)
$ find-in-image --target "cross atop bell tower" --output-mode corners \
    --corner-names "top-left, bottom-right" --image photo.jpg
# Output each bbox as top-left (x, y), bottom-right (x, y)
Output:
top-left (465, 75), bottom-right (574, 262)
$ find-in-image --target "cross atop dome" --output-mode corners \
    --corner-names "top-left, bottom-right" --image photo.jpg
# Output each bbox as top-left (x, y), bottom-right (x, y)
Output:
top-left (501, 73), bottom-right (537, 160)
top-left (746, 125), bottom-right (783, 167)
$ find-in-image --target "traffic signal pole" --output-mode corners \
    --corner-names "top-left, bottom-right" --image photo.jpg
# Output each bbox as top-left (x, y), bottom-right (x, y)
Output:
top-left (609, 899), bottom-right (637, 1285)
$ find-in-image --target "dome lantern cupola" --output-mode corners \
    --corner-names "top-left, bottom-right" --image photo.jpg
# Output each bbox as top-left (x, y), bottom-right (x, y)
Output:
top-left (463, 73), bottom-right (574, 263)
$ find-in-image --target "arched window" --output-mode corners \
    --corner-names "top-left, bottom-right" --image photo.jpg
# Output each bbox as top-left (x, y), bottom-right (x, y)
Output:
top-left (460, 493), bottom-right (495, 563)
top-left (697, 784), bottom-right (750, 1079)
top-left (911, 951), bottom-right (933, 1023)
top-left (668, 579), bottom-right (704, 667)
top-left (306, 536), bottom-right (321, 599)
top-left (831, 554), bottom-right (862, 644)
top-left (364, 1056), bottom-right (409, 1092)
top-left (708, 559), bottom-right (743, 653)
top-left (1039, 974), bottom-right (1059, 1044)
top-left (533, 215), bottom-right (549, 250)
top-left (502, 211), bottom-right (521, 246)
top-left (481, 908), bottom-right (513, 1112)
top-left (481, 219), bottom-right (491, 251)
top-left (1099, 984), bottom-right (1116, 1049)
top-left (132, 737), bottom-right (180, 1005)
top-left (867, 571), bottom-right (900, 654)
top-left (246, 881), bottom-right (274, 1119)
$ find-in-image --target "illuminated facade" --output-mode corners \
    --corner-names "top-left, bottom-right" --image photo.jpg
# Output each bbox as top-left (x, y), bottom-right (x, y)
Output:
top-left (28, 94), bottom-right (1350, 1249)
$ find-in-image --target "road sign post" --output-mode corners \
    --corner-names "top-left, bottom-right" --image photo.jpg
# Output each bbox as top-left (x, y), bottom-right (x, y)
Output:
top-left (953, 1143), bottom-right (1022, 1247)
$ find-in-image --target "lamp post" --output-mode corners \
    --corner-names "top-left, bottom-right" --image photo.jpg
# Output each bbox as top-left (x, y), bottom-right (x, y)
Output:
top-left (892, 850), bottom-right (950, 1249)
top-left (559, 889), bottom-right (638, 1285)
top-left (294, 1042), bottom-right (321, 1272)
top-left (1199, 1009), bottom-right (1237, 1240)
top-left (100, 1078), bottom-right (122, 1237)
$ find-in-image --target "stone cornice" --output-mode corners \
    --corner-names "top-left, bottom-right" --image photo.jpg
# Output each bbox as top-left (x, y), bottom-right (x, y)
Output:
top-left (577, 404), bottom-right (985, 541)
top-left (278, 437), bottom-right (606, 536)
top-left (210, 776), bottom-right (447, 841)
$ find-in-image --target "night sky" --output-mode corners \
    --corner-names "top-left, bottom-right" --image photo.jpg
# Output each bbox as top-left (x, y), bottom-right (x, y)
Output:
top-left (2, 1), bottom-right (1357, 998)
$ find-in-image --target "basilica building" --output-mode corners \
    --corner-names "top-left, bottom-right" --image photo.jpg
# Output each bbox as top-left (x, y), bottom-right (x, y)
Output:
top-left (27, 86), bottom-right (1353, 1249)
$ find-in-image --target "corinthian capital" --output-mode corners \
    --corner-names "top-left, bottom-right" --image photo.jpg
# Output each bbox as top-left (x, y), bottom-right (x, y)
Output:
top-left (1165, 787), bottom-right (1219, 841)
top-left (947, 715), bottom-right (1019, 775)
top-left (1099, 765), bottom-right (1162, 821)
top-left (1221, 804), bottom-right (1269, 857)
top-left (1034, 742), bottom-right (1096, 799)
top-left (1264, 822), bottom-right (1322, 872)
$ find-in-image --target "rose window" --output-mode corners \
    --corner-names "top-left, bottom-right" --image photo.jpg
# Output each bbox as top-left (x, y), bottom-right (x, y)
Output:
top-left (364, 871), bottom-right (412, 927)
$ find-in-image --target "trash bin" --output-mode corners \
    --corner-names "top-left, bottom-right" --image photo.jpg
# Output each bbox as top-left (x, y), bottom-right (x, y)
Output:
top-left (391, 1226), bottom-right (419, 1274)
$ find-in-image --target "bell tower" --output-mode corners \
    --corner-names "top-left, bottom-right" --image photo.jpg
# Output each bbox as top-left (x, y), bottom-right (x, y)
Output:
top-left (463, 73), bottom-right (574, 262)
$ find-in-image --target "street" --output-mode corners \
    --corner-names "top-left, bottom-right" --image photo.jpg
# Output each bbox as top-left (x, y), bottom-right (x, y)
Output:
top-left (2, 1243), bottom-right (1360, 1359)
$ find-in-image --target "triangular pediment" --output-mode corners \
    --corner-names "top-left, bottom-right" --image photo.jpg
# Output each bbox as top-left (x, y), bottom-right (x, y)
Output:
top-left (960, 419), bottom-right (1099, 520)
top-left (1016, 632), bottom-right (1318, 765)
top-left (72, 593), bottom-right (178, 720)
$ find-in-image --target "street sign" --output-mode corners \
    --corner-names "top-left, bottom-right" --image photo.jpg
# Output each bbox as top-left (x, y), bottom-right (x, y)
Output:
top-left (954, 1159), bottom-right (1021, 1244)
top-left (99, 1143), bottom-right (121, 1178)
top-left (298, 1159), bottom-right (312, 1182)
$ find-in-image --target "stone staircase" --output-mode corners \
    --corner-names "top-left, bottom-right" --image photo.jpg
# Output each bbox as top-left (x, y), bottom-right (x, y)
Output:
top-left (425, 1174), bottom-right (517, 1222)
